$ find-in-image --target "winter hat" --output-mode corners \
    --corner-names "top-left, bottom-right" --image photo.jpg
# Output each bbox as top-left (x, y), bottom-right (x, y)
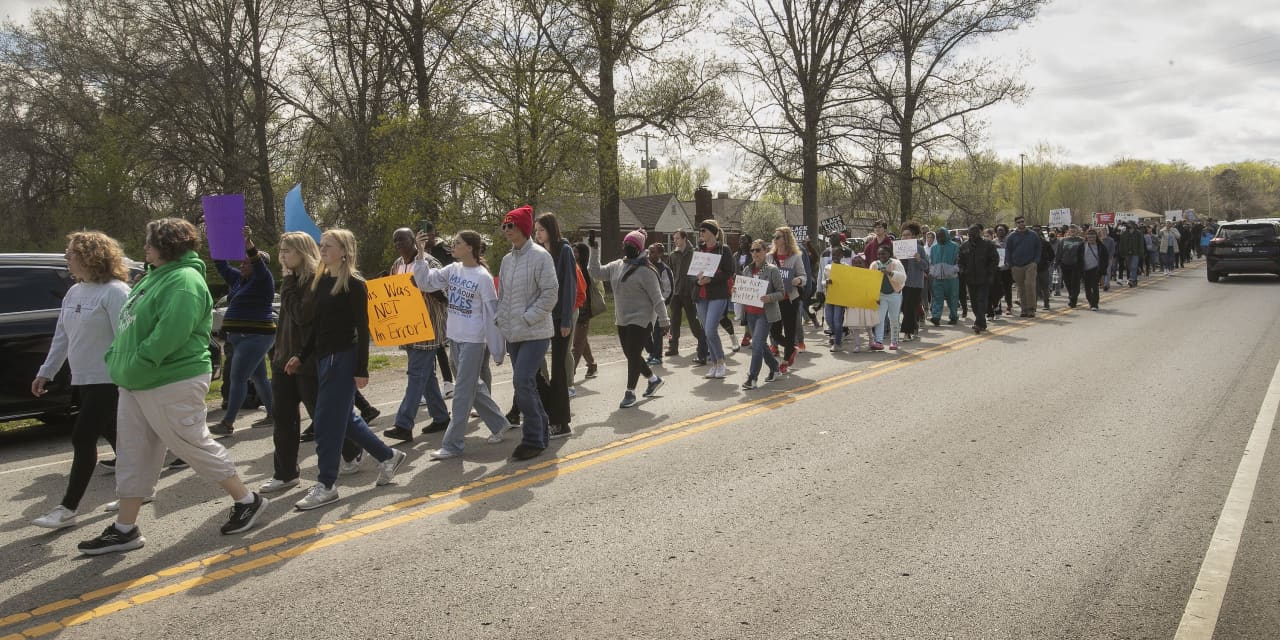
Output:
top-left (624, 228), bottom-right (648, 252)
top-left (503, 205), bottom-right (534, 237)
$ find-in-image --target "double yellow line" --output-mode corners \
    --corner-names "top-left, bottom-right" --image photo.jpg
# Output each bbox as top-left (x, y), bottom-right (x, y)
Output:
top-left (0, 279), bottom-right (1157, 640)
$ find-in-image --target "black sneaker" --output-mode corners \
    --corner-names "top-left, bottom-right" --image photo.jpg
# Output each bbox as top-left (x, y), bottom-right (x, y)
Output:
top-left (250, 415), bottom-right (274, 428)
top-left (422, 418), bottom-right (450, 434)
top-left (168, 458), bottom-right (189, 470)
top-left (78, 524), bottom-right (145, 556)
top-left (764, 370), bottom-right (778, 383)
top-left (548, 423), bottom-right (572, 440)
top-left (382, 426), bottom-right (414, 442)
top-left (98, 458), bottom-right (117, 473)
top-left (361, 407), bottom-right (381, 423)
top-left (741, 379), bottom-right (757, 391)
top-left (510, 444), bottom-right (544, 461)
top-left (208, 421), bottom-right (233, 437)
top-left (506, 410), bottom-right (522, 426)
top-left (642, 377), bottom-right (664, 398)
top-left (299, 425), bottom-right (315, 442)
top-left (221, 493), bottom-right (269, 535)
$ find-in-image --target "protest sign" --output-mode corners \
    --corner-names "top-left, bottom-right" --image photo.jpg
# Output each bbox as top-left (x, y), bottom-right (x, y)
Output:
top-left (1184, 209), bottom-right (1198, 221)
top-left (284, 184), bottom-right (323, 243)
top-left (1116, 212), bottom-right (1139, 224)
top-left (687, 252), bottom-right (721, 277)
top-left (819, 216), bottom-right (847, 236)
top-left (791, 225), bottom-right (809, 242)
top-left (1164, 210), bottom-right (1183, 222)
top-left (1049, 208), bottom-right (1071, 226)
top-left (202, 194), bottom-right (246, 261)
top-left (1094, 212), bottom-right (1115, 225)
top-left (825, 263), bottom-right (880, 310)
top-left (997, 247), bottom-right (1006, 267)
top-left (892, 239), bottom-right (918, 260)
top-left (731, 275), bottom-right (769, 307)
top-left (366, 273), bottom-right (435, 347)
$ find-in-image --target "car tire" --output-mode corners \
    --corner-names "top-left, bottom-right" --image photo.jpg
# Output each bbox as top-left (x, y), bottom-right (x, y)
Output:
top-left (1207, 270), bottom-right (1219, 282)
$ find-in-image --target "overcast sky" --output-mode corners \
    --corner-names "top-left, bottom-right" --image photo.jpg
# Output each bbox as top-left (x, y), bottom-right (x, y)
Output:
top-left (4, 0), bottom-right (1278, 194)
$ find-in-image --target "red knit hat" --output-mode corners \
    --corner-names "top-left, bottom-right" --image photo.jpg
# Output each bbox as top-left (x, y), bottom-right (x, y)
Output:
top-left (623, 228), bottom-right (647, 252)
top-left (503, 205), bottom-right (534, 237)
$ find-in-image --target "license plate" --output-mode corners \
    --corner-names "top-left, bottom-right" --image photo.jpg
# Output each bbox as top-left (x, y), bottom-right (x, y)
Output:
top-left (1235, 246), bottom-right (1254, 253)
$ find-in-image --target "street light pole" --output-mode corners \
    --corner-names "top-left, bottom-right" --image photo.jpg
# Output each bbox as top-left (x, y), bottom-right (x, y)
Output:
top-left (1019, 152), bottom-right (1026, 221)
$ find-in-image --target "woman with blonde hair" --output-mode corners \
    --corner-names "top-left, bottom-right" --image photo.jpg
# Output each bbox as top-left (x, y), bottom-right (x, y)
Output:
top-left (766, 226), bottom-right (806, 373)
top-left (287, 230), bottom-right (405, 510)
top-left (30, 232), bottom-right (132, 529)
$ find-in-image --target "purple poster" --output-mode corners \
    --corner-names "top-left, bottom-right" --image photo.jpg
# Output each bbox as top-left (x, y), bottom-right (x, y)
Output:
top-left (202, 194), bottom-right (246, 261)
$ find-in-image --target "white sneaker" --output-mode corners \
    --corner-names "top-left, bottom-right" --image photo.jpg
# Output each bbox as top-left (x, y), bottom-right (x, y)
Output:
top-left (32, 505), bottom-right (77, 529)
top-left (429, 448), bottom-right (460, 461)
top-left (103, 495), bottom-right (155, 512)
top-left (294, 483), bottom-right (340, 511)
top-left (339, 452), bottom-right (363, 476)
top-left (712, 362), bottom-right (727, 379)
top-left (567, 386), bottom-right (576, 398)
top-left (259, 477), bottom-right (300, 494)
top-left (486, 431), bottom-right (504, 444)
top-left (704, 363), bottom-right (718, 379)
top-left (376, 450), bottom-right (408, 486)
top-left (443, 381), bottom-right (455, 399)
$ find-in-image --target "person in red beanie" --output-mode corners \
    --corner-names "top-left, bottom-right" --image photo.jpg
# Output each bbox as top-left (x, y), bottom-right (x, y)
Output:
top-left (495, 205), bottom-right (559, 460)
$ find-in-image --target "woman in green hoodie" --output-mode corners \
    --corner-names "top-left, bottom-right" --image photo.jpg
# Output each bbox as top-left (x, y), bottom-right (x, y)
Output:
top-left (78, 218), bottom-right (269, 556)
top-left (928, 226), bottom-right (961, 326)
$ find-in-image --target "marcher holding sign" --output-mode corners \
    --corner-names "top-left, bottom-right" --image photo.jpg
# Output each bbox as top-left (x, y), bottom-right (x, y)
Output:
top-left (365, 273), bottom-right (435, 346)
top-left (287, 229), bottom-right (407, 511)
top-left (202, 194), bottom-right (247, 261)
top-left (731, 275), bottom-right (769, 307)
top-left (686, 251), bottom-right (721, 278)
top-left (825, 262), bottom-right (881, 310)
top-left (737, 239), bottom-right (785, 389)
top-left (892, 238), bottom-right (918, 260)
top-left (1049, 208), bottom-right (1071, 227)
top-left (820, 215), bottom-right (847, 236)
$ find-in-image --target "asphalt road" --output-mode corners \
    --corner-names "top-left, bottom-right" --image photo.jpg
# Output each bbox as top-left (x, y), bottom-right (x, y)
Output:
top-left (1, 265), bottom-right (1278, 640)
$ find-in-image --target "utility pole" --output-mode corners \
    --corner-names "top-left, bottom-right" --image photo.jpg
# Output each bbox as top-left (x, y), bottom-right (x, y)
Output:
top-left (1019, 152), bottom-right (1026, 221)
top-left (640, 132), bottom-right (656, 195)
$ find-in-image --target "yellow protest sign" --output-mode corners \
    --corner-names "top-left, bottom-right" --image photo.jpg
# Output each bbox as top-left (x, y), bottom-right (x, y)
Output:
top-left (825, 263), bottom-right (882, 310)
top-left (366, 273), bottom-right (435, 346)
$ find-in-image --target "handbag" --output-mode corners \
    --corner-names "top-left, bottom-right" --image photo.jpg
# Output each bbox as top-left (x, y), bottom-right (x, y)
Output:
top-left (588, 279), bottom-right (606, 318)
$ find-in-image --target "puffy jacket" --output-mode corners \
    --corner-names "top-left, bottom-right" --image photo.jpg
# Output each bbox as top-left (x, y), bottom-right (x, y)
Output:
top-left (958, 238), bottom-right (999, 285)
top-left (496, 240), bottom-right (558, 343)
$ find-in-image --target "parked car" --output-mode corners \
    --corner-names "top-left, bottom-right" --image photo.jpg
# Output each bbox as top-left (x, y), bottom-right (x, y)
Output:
top-left (211, 293), bottom-right (281, 337)
top-left (0, 254), bottom-right (80, 423)
top-left (1205, 219), bottom-right (1280, 282)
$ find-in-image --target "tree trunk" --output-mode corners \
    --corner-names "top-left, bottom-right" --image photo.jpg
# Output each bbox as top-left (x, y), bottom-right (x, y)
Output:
top-left (802, 115), bottom-right (819, 241)
top-left (597, 49), bottom-right (620, 261)
top-left (244, 0), bottom-right (276, 235)
top-left (897, 139), bottom-right (913, 225)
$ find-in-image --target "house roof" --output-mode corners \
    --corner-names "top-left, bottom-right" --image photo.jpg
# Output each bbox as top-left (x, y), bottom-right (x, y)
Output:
top-left (621, 193), bottom-right (678, 230)
top-left (540, 195), bottom-right (643, 230)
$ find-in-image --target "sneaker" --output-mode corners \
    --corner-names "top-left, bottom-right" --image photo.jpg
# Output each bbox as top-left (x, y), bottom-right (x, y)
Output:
top-left (741, 379), bottom-right (757, 391)
top-left (646, 356), bottom-right (662, 366)
top-left (221, 493), bottom-right (268, 535)
top-left (208, 421), bottom-right (233, 437)
top-left (422, 418), bottom-right (450, 434)
top-left (764, 369), bottom-right (778, 383)
top-left (104, 495), bottom-right (154, 512)
top-left (730, 342), bottom-right (741, 353)
top-left (340, 452), bottom-right (364, 475)
top-left (930, 318), bottom-right (941, 326)
top-left (585, 364), bottom-right (598, 379)
top-left (32, 505), bottom-right (77, 529)
top-left (382, 426), bottom-right (414, 442)
top-left (692, 357), bottom-right (707, 366)
top-left (567, 386), bottom-right (577, 398)
top-left (299, 426), bottom-right (315, 442)
top-left (713, 362), bottom-right (727, 379)
top-left (740, 334), bottom-right (752, 348)
top-left (250, 415), bottom-right (273, 428)
top-left (703, 364), bottom-right (717, 379)
top-left (643, 377), bottom-right (665, 397)
top-left (829, 343), bottom-right (842, 353)
top-left (259, 477), bottom-right (300, 494)
top-left (852, 344), bottom-right (863, 353)
top-left (664, 347), bottom-right (679, 357)
top-left (429, 448), bottom-right (461, 461)
top-left (786, 351), bottom-right (797, 367)
top-left (360, 407), bottom-right (381, 423)
top-left (97, 458), bottom-right (116, 474)
top-left (510, 444), bottom-right (544, 461)
top-left (947, 318), bottom-right (958, 325)
top-left (294, 483), bottom-right (340, 511)
top-left (486, 431), bottom-right (505, 444)
top-left (548, 423), bottom-right (572, 439)
top-left (869, 342), bottom-right (885, 351)
top-left (619, 390), bottom-right (638, 408)
top-left (376, 450), bottom-right (408, 486)
top-left (167, 458), bottom-right (189, 470)
top-left (506, 409), bottom-right (521, 425)
top-left (78, 524), bottom-right (144, 555)
top-left (442, 381), bottom-right (455, 399)
top-left (797, 341), bottom-right (806, 352)
top-left (889, 342), bottom-right (899, 350)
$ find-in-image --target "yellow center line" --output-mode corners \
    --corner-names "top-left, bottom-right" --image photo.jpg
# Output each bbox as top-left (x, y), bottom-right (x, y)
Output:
top-left (0, 278), bottom-right (1160, 638)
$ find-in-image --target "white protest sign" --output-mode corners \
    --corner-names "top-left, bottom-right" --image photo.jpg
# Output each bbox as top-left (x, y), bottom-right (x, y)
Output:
top-left (997, 247), bottom-right (1006, 267)
top-left (1164, 210), bottom-right (1184, 222)
top-left (1116, 212), bottom-right (1139, 224)
top-left (791, 225), bottom-right (809, 242)
top-left (892, 239), bottom-right (918, 260)
top-left (687, 251), bottom-right (721, 277)
top-left (1049, 208), bottom-right (1072, 226)
top-left (731, 275), bottom-right (769, 307)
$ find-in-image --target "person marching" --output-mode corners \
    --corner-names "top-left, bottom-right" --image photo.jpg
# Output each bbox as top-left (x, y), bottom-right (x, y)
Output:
top-left (382, 227), bottom-right (450, 443)
top-left (209, 228), bottom-right (276, 436)
top-left (870, 243), bottom-right (907, 350)
top-left (818, 241), bottom-right (850, 352)
top-left (928, 226), bottom-right (961, 326)
top-left (572, 242), bottom-right (599, 378)
top-left (30, 232), bottom-right (131, 529)
top-left (589, 229), bottom-right (668, 408)
top-left (289, 229), bottom-right (407, 511)
top-left (693, 220), bottom-right (735, 379)
top-left (737, 239), bottom-right (785, 390)
top-left (766, 226), bottom-right (807, 372)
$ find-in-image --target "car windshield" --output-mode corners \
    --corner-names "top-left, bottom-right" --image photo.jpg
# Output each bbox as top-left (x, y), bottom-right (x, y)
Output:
top-left (1217, 224), bottom-right (1277, 241)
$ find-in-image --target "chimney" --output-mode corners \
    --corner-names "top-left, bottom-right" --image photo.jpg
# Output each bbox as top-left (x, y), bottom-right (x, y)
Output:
top-left (694, 185), bottom-right (713, 224)
top-left (717, 192), bottom-right (729, 199)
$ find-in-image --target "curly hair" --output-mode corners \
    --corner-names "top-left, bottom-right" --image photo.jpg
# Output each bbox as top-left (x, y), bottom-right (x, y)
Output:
top-left (66, 231), bottom-right (129, 283)
top-left (145, 218), bottom-right (201, 262)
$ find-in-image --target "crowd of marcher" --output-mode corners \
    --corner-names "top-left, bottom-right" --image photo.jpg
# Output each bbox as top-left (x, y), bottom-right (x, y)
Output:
top-left (25, 209), bottom-right (1213, 555)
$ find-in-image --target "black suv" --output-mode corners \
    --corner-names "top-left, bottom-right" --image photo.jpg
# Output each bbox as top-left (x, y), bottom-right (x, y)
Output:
top-left (0, 254), bottom-right (79, 422)
top-left (1205, 219), bottom-right (1280, 282)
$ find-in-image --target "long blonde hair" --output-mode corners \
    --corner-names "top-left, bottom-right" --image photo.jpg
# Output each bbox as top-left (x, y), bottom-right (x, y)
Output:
top-left (769, 226), bottom-right (800, 257)
top-left (279, 232), bottom-right (320, 282)
top-left (313, 229), bottom-right (363, 295)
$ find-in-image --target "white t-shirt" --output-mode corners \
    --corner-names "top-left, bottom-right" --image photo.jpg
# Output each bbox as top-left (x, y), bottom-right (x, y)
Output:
top-left (38, 280), bottom-right (131, 385)
top-left (412, 261), bottom-right (498, 344)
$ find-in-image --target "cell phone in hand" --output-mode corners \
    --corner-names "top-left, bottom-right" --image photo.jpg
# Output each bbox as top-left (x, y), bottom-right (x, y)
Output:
top-left (589, 230), bottom-right (597, 245)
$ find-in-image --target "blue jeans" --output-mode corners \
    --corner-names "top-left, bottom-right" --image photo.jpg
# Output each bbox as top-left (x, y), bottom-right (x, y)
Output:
top-left (508, 339), bottom-right (550, 449)
top-left (695, 298), bottom-right (729, 362)
top-left (394, 348), bottom-right (449, 430)
top-left (930, 278), bottom-right (960, 321)
top-left (746, 314), bottom-right (778, 380)
top-left (223, 332), bottom-right (275, 424)
top-left (1126, 255), bottom-right (1140, 285)
top-left (439, 342), bottom-right (508, 455)
top-left (824, 305), bottom-right (846, 345)
top-left (314, 349), bottom-right (394, 488)
top-left (875, 291), bottom-right (903, 344)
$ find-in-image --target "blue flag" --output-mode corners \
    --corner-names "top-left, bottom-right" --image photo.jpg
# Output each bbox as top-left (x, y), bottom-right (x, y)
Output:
top-left (284, 184), bottom-right (322, 243)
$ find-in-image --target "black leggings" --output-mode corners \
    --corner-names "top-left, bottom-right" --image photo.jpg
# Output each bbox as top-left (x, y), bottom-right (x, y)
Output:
top-left (770, 298), bottom-right (798, 360)
top-left (618, 324), bottom-right (654, 391)
top-left (436, 346), bottom-right (453, 384)
top-left (62, 384), bottom-right (118, 510)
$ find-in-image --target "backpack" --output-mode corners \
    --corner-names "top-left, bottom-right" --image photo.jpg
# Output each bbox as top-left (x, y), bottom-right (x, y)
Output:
top-left (1059, 238), bottom-right (1082, 267)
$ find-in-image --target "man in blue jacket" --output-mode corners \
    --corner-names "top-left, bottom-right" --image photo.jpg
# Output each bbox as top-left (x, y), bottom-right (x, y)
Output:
top-left (1004, 216), bottom-right (1042, 318)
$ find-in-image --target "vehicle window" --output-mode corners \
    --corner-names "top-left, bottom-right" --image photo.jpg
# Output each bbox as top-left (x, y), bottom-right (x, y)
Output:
top-left (0, 267), bottom-right (71, 313)
top-left (1217, 224), bottom-right (1278, 241)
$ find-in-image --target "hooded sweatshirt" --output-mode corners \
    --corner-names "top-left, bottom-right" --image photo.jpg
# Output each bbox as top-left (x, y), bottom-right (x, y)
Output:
top-left (107, 250), bottom-right (213, 390)
top-left (929, 227), bottom-right (960, 278)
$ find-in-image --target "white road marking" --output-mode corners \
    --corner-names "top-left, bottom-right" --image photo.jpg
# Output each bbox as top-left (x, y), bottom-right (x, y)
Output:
top-left (1174, 355), bottom-right (1280, 639)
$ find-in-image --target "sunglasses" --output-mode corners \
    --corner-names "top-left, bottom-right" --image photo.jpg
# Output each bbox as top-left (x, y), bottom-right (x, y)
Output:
top-left (501, 222), bottom-right (516, 230)
top-left (750, 248), bottom-right (765, 253)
